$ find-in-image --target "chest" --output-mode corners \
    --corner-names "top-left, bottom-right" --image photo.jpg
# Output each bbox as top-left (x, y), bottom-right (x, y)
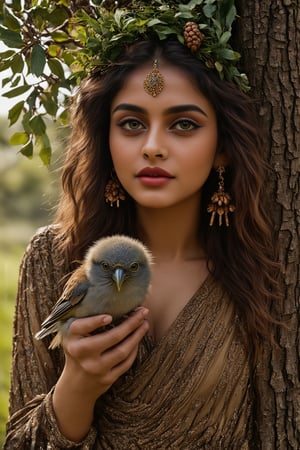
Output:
top-left (144, 259), bottom-right (209, 342)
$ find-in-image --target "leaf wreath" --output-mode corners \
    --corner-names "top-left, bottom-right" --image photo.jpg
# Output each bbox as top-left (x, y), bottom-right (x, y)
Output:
top-left (0, 0), bottom-right (249, 163)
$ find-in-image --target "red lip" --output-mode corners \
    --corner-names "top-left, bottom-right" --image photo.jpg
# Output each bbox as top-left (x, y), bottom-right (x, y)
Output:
top-left (136, 167), bottom-right (174, 178)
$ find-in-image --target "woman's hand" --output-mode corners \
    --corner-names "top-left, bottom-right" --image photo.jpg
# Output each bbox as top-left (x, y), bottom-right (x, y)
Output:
top-left (52, 307), bottom-right (149, 442)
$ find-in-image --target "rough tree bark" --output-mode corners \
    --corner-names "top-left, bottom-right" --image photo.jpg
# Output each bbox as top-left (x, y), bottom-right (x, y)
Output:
top-left (236, 1), bottom-right (299, 448)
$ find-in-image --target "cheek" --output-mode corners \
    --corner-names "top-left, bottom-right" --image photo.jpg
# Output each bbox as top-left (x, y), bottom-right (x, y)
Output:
top-left (109, 136), bottom-right (134, 188)
top-left (187, 136), bottom-right (218, 171)
top-left (109, 134), bottom-right (125, 167)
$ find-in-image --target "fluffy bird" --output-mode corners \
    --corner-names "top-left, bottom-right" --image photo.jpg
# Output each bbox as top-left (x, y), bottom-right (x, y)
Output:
top-left (35, 235), bottom-right (152, 349)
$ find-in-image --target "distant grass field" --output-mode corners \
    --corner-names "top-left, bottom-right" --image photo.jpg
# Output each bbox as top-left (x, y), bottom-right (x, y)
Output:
top-left (0, 116), bottom-right (62, 446)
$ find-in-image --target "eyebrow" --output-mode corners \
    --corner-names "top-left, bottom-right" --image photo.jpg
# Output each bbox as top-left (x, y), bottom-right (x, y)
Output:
top-left (112, 103), bottom-right (208, 117)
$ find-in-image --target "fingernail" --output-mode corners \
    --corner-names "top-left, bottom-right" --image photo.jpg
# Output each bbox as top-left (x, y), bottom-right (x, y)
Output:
top-left (140, 307), bottom-right (149, 317)
top-left (102, 315), bottom-right (112, 324)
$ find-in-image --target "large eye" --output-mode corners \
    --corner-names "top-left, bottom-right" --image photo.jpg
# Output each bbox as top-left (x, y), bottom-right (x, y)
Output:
top-left (172, 119), bottom-right (200, 132)
top-left (118, 118), bottom-right (145, 131)
top-left (101, 261), bottom-right (110, 271)
top-left (130, 262), bottom-right (140, 272)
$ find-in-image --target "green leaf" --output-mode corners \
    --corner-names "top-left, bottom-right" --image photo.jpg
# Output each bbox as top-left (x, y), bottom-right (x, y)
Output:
top-left (20, 140), bottom-right (33, 158)
top-left (30, 44), bottom-right (46, 76)
top-left (0, 59), bottom-right (14, 72)
top-left (3, 6), bottom-right (21, 31)
top-left (9, 0), bottom-right (22, 13)
top-left (0, 26), bottom-right (23, 48)
top-left (51, 30), bottom-right (70, 42)
top-left (215, 61), bottom-right (223, 72)
top-left (59, 108), bottom-right (69, 125)
top-left (218, 48), bottom-right (240, 61)
top-left (57, 0), bottom-right (70, 6)
top-left (147, 18), bottom-right (164, 27)
top-left (36, 134), bottom-right (51, 165)
top-left (9, 131), bottom-right (29, 145)
top-left (48, 58), bottom-right (65, 79)
top-left (27, 89), bottom-right (39, 110)
top-left (8, 100), bottom-right (24, 125)
top-left (41, 93), bottom-right (58, 116)
top-left (0, 50), bottom-right (15, 58)
top-left (62, 50), bottom-right (75, 66)
top-left (49, 7), bottom-right (69, 27)
top-left (22, 111), bottom-right (32, 134)
top-left (11, 74), bottom-right (22, 87)
top-left (184, 0), bottom-right (204, 9)
top-left (1, 76), bottom-right (13, 87)
top-left (29, 115), bottom-right (46, 135)
top-left (211, 18), bottom-right (222, 37)
top-left (203, 3), bottom-right (217, 19)
top-left (226, 5), bottom-right (237, 29)
top-left (219, 31), bottom-right (231, 45)
top-left (2, 84), bottom-right (31, 98)
top-left (174, 11), bottom-right (194, 19)
top-left (29, 6), bottom-right (48, 30)
top-left (48, 44), bottom-right (61, 57)
top-left (11, 53), bottom-right (24, 73)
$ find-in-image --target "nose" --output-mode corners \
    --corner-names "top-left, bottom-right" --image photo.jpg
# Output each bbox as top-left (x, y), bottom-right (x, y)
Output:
top-left (143, 148), bottom-right (167, 160)
top-left (142, 128), bottom-right (168, 161)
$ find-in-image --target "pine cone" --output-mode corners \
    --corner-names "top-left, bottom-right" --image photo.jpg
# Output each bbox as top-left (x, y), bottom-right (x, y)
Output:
top-left (184, 22), bottom-right (205, 53)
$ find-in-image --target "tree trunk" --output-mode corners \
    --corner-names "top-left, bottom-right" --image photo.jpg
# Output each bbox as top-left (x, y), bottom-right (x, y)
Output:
top-left (236, 1), bottom-right (300, 448)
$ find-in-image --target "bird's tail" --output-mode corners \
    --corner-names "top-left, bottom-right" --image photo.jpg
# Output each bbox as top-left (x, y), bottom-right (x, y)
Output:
top-left (35, 323), bottom-right (59, 341)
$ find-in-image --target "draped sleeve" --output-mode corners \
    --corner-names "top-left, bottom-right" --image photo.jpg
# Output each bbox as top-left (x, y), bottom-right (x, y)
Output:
top-left (4, 226), bottom-right (97, 449)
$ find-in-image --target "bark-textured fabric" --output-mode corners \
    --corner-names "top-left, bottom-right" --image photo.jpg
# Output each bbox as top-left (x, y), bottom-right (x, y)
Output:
top-left (4, 226), bottom-right (255, 449)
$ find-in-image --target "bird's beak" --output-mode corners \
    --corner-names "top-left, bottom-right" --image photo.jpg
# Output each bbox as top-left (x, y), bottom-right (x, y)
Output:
top-left (112, 267), bottom-right (126, 292)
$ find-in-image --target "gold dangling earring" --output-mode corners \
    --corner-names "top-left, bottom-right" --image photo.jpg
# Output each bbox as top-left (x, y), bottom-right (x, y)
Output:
top-left (207, 166), bottom-right (235, 227)
top-left (104, 170), bottom-right (126, 207)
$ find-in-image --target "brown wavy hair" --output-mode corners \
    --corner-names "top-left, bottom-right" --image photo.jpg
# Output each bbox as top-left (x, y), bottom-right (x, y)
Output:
top-left (55, 39), bottom-right (281, 356)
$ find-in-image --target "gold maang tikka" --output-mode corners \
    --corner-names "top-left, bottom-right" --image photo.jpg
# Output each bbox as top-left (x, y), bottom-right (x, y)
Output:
top-left (143, 59), bottom-right (164, 97)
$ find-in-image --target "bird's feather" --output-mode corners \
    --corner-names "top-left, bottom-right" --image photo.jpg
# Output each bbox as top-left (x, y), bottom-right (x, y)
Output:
top-left (35, 235), bottom-right (152, 348)
top-left (40, 279), bottom-right (91, 328)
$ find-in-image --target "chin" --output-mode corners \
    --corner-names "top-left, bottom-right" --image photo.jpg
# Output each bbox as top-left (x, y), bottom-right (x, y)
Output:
top-left (134, 197), bottom-right (183, 210)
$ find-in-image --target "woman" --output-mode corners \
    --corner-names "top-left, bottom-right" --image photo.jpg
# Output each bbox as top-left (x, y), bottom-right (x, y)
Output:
top-left (4, 26), bottom-right (280, 450)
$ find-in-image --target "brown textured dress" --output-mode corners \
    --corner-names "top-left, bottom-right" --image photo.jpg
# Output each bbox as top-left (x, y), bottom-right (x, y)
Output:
top-left (4, 226), bottom-right (255, 449)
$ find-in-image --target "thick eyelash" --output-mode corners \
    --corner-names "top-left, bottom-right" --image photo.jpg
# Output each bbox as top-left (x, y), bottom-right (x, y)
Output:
top-left (116, 117), bottom-right (201, 132)
top-left (171, 119), bottom-right (201, 131)
top-left (117, 118), bottom-right (145, 130)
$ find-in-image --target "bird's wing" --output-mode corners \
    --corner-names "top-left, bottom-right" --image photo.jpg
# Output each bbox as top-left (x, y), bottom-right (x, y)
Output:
top-left (41, 270), bottom-right (90, 328)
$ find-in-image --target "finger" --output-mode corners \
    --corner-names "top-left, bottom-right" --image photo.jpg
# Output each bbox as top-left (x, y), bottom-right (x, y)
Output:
top-left (101, 318), bottom-right (149, 370)
top-left (95, 308), bottom-right (149, 351)
top-left (97, 320), bottom-right (149, 387)
top-left (102, 346), bottom-right (139, 386)
top-left (65, 308), bottom-right (149, 359)
top-left (69, 314), bottom-right (112, 336)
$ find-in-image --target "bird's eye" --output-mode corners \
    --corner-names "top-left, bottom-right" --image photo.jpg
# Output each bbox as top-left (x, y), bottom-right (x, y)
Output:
top-left (130, 262), bottom-right (140, 272)
top-left (101, 261), bottom-right (110, 271)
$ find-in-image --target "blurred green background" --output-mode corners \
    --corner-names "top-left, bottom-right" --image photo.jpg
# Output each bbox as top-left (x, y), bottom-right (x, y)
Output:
top-left (0, 113), bottom-right (65, 446)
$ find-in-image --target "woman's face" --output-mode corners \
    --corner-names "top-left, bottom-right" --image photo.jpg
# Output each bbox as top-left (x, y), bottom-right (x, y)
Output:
top-left (109, 63), bottom-right (219, 210)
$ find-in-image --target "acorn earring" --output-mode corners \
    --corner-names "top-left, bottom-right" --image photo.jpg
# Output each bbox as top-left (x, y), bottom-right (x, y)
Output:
top-left (105, 170), bottom-right (126, 207)
top-left (207, 166), bottom-right (235, 227)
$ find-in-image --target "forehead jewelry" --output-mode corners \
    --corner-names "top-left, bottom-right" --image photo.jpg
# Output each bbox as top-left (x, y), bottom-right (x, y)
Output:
top-left (143, 59), bottom-right (165, 97)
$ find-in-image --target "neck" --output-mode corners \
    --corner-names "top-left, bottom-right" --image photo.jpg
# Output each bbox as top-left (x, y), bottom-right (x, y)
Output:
top-left (136, 197), bottom-right (205, 261)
